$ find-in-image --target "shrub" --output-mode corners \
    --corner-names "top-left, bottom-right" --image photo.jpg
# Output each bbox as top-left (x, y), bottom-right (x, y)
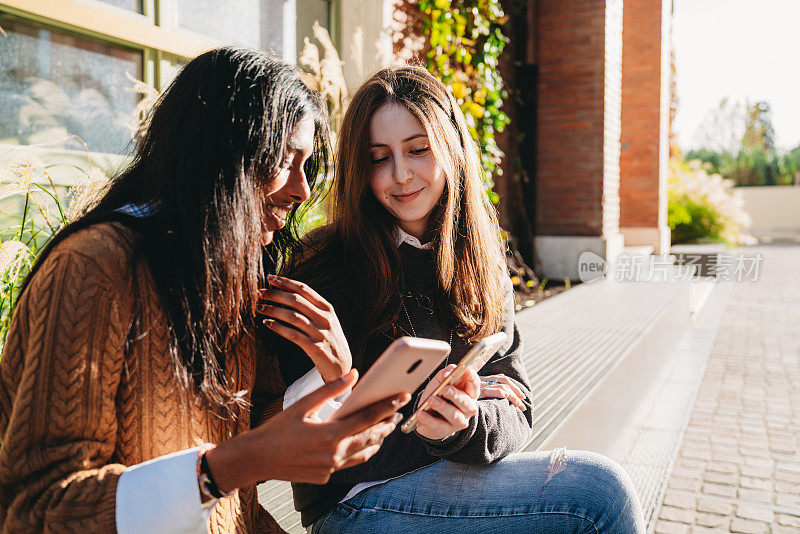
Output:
top-left (668, 154), bottom-right (753, 245)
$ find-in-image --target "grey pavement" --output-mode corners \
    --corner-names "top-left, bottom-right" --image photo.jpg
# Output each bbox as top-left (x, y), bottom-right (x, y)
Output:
top-left (654, 244), bottom-right (800, 534)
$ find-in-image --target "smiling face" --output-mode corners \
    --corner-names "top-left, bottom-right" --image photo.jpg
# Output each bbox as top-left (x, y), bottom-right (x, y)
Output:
top-left (367, 102), bottom-right (447, 239)
top-left (261, 116), bottom-right (315, 245)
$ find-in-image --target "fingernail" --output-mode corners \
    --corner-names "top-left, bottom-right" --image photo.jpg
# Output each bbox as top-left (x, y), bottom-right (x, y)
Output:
top-left (263, 318), bottom-right (274, 326)
top-left (392, 396), bottom-right (408, 407)
top-left (392, 413), bottom-right (403, 424)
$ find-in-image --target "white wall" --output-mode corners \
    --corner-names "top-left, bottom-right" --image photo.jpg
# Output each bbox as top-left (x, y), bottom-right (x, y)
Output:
top-left (739, 185), bottom-right (800, 241)
top-left (338, 0), bottom-right (395, 91)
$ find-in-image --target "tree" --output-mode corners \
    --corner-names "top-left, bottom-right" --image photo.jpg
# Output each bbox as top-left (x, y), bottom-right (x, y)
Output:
top-left (742, 100), bottom-right (775, 150)
top-left (687, 98), bottom-right (793, 186)
top-left (691, 97), bottom-right (745, 153)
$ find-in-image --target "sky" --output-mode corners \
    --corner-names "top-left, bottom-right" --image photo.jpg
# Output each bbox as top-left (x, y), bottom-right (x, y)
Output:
top-left (672, 0), bottom-right (800, 151)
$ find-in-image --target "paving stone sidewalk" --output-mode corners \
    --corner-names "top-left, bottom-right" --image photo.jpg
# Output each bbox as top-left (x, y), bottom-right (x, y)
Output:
top-left (654, 245), bottom-right (800, 534)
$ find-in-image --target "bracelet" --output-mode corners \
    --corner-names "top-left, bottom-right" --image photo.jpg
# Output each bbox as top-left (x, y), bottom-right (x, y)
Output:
top-left (196, 443), bottom-right (232, 502)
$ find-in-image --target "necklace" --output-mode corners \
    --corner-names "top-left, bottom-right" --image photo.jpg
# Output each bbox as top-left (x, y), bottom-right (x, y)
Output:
top-left (401, 295), bottom-right (454, 347)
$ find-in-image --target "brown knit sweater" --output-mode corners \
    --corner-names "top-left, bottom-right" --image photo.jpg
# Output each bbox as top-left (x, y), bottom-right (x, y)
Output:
top-left (0, 222), bottom-right (287, 533)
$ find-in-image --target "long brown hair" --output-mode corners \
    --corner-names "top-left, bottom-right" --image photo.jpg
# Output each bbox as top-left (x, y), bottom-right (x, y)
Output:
top-left (295, 66), bottom-right (505, 363)
top-left (22, 48), bottom-right (330, 412)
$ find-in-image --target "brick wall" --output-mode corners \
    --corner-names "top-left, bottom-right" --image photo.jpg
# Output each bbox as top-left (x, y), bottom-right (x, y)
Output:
top-left (658, 0), bottom-right (672, 232)
top-left (535, 0), bottom-right (623, 238)
top-left (619, 0), bottom-right (671, 229)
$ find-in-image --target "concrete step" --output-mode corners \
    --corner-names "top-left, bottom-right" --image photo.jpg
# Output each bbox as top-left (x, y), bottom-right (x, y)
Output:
top-left (519, 274), bottom-right (691, 451)
top-left (622, 245), bottom-right (656, 257)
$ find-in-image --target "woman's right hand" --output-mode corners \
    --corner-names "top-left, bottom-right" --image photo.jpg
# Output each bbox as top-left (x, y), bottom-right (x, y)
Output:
top-left (205, 370), bottom-right (409, 489)
top-left (258, 275), bottom-right (352, 384)
top-left (415, 365), bottom-right (480, 441)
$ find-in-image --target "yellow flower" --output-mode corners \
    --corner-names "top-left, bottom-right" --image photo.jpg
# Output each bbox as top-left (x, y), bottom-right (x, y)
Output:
top-left (468, 102), bottom-right (484, 119)
top-left (451, 82), bottom-right (467, 100)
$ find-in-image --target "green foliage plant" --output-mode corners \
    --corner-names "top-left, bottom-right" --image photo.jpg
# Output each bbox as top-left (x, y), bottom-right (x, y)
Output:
top-left (296, 22), bottom-right (355, 233)
top-left (416, 0), bottom-right (509, 203)
top-left (667, 152), bottom-right (753, 246)
top-left (686, 145), bottom-right (800, 187)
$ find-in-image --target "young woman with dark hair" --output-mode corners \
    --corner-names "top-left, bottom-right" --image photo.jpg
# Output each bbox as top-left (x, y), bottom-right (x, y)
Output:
top-left (0, 47), bottom-right (409, 533)
top-left (264, 66), bottom-right (646, 533)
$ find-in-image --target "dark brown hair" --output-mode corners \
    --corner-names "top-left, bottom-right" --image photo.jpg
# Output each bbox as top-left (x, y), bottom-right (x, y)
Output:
top-left (22, 47), bottom-right (330, 411)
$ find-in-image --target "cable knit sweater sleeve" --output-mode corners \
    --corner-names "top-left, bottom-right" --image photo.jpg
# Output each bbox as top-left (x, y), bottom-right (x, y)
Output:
top-left (0, 244), bottom-right (131, 533)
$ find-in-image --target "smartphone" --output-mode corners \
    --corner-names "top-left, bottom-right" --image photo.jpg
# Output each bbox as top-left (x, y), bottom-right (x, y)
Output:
top-left (330, 337), bottom-right (451, 420)
top-left (400, 331), bottom-right (507, 434)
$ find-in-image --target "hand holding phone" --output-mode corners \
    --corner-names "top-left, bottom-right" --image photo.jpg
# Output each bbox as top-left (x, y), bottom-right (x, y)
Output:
top-left (407, 364), bottom-right (480, 440)
top-left (331, 337), bottom-right (450, 420)
top-left (400, 332), bottom-right (507, 434)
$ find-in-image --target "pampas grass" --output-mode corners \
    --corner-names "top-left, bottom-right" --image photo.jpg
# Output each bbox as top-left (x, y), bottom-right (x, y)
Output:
top-left (299, 21), bottom-right (349, 135)
top-left (0, 145), bottom-right (110, 352)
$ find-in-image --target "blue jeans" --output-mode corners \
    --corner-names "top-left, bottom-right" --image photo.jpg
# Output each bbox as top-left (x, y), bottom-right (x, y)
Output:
top-left (311, 451), bottom-right (645, 533)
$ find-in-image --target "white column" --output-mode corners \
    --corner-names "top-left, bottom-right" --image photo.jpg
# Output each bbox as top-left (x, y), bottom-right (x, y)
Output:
top-left (282, 0), bottom-right (298, 64)
top-left (338, 0), bottom-right (395, 90)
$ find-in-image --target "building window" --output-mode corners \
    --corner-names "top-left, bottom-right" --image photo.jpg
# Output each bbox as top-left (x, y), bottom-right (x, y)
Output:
top-left (0, 0), bottom-right (337, 233)
top-left (95, 0), bottom-right (144, 15)
top-left (0, 0), bottom-right (338, 161)
top-left (0, 13), bottom-right (143, 155)
top-left (176, 0), bottom-right (262, 48)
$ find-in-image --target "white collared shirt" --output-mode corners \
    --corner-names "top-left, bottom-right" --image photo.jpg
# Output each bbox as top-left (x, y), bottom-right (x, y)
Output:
top-left (116, 447), bottom-right (210, 533)
top-left (393, 226), bottom-right (434, 250)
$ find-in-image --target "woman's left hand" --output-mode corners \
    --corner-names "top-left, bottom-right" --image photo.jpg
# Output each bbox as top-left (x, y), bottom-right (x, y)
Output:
top-left (258, 274), bottom-right (352, 383)
top-left (479, 374), bottom-right (527, 410)
top-left (415, 365), bottom-right (480, 441)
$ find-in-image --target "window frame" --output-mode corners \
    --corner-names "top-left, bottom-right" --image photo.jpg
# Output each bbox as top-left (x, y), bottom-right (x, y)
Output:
top-left (0, 0), bottom-right (339, 180)
top-left (1, 0), bottom-right (341, 93)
